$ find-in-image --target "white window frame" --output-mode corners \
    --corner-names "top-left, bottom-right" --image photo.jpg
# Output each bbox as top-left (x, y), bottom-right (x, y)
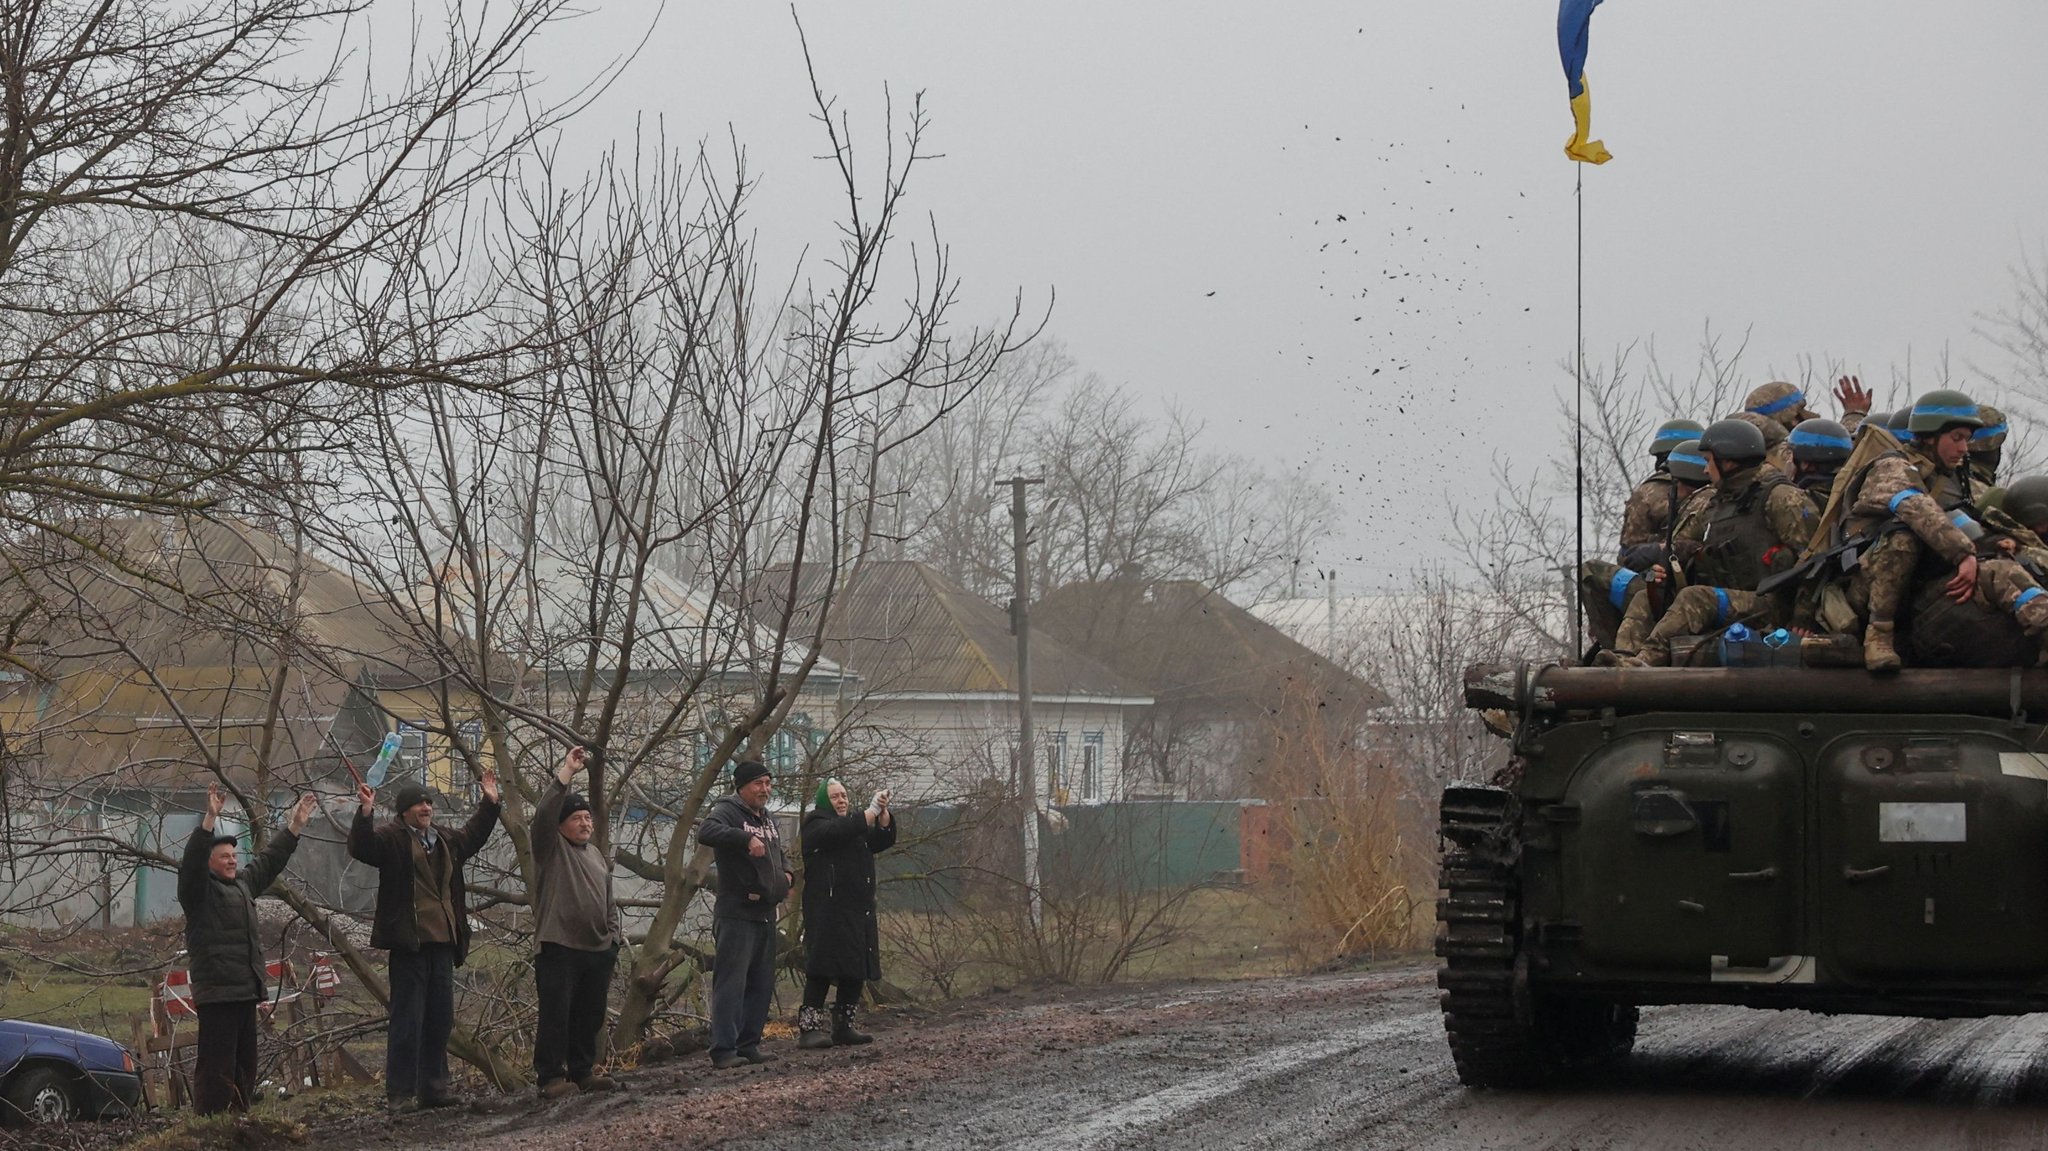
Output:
top-left (1081, 732), bottom-right (1104, 802)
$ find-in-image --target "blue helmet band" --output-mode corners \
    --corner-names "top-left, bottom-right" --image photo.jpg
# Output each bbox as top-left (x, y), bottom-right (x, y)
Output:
top-left (1788, 430), bottom-right (1853, 451)
top-left (1973, 422), bottom-right (2009, 441)
top-left (1668, 451), bottom-right (1708, 470)
top-left (1914, 403), bottom-right (1979, 420)
top-left (1749, 391), bottom-right (1807, 416)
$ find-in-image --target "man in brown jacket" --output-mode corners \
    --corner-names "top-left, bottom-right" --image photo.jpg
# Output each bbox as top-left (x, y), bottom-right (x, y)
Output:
top-left (531, 746), bottom-right (622, 1098)
top-left (349, 767), bottom-right (500, 1110)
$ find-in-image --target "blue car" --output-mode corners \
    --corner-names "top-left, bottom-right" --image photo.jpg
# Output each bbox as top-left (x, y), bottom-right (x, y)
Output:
top-left (0, 1020), bottom-right (145, 1127)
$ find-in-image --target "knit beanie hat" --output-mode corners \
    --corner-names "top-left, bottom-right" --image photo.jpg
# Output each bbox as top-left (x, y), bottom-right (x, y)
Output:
top-left (392, 784), bottom-right (432, 815)
top-left (558, 792), bottom-right (592, 824)
top-left (733, 761), bottom-right (771, 789)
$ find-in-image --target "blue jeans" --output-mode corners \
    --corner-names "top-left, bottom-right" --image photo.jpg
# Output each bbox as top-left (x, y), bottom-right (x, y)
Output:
top-left (709, 917), bottom-right (779, 1056)
top-left (386, 943), bottom-right (456, 1100)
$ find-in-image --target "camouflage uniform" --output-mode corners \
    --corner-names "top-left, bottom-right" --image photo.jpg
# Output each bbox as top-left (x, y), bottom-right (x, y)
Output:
top-left (1619, 471), bottom-right (1684, 554)
top-left (1628, 467), bottom-right (1819, 664)
top-left (1613, 487), bottom-right (1713, 654)
top-left (1845, 440), bottom-right (2048, 646)
top-left (1734, 381), bottom-right (1819, 480)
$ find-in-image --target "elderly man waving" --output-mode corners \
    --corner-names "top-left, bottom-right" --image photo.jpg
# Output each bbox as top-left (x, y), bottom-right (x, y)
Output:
top-left (531, 746), bottom-right (622, 1098)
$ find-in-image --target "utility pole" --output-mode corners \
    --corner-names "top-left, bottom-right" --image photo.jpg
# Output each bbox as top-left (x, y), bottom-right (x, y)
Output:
top-left (1323, 568), bottom-right (1338, 656)
top-left (1000, 476), bottom-right (1045, 930)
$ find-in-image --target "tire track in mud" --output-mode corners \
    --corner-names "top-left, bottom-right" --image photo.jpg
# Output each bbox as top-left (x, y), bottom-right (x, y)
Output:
top-left (740, 978), bottom-right (2048, 1151)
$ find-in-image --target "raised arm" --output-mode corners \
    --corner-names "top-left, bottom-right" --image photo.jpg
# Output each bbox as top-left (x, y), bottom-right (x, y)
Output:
top-left (532, 747), bottom-right (587, 867)
top-left (244, 794), bottom-right (314, 897)
top-left (348, 782), bottom-right (395, 867)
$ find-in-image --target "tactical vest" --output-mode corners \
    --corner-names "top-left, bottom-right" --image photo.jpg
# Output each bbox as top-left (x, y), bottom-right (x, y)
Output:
top-left (1694, 470), bottom-right (1796, 591)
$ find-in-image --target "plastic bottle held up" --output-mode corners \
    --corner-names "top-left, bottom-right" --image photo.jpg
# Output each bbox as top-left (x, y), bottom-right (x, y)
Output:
top-left (366, 731), bottom-right (404, 788)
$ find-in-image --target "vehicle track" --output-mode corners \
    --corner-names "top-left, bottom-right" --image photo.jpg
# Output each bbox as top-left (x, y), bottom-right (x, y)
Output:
top-left (736, 974), bottom-right (2048, 1151)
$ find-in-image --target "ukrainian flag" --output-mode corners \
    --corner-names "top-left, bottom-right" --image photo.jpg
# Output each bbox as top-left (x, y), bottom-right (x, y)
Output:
top-left (1558, 0), bottom-right (1612, 164)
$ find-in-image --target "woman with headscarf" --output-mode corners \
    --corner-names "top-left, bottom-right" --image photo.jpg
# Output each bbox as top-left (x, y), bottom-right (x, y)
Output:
top-left (798, 778), bottom-right (895, 1048)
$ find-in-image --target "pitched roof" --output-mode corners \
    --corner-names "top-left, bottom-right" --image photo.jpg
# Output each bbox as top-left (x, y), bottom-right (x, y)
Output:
top-left (0, 516), bottom-right (438, 787)
top-left (1033, 578), bottom-right (1390, 712)
top-left (753, 560), bottom-right (1140, 699)
top-left (2, 515), bottom-right (440, 686)
top-left (430, 548), bottom-right (845, 683)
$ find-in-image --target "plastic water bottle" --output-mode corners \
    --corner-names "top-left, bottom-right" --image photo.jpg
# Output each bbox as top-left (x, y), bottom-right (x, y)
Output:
top-left (1762, 627), bottom-right (1792, 649)
top-left (365, 731), bottom-right (403, 788)
top-left (1720, 622), bottom-right (1755, 668)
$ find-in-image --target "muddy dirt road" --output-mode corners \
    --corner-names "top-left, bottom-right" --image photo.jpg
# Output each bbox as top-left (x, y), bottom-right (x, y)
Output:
top-left (327, 967), bottom-right (2048, 1150)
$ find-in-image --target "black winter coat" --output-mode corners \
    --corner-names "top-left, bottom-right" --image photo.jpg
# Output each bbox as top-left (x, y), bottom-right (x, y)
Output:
top-left (177, 825), bottom-right (300, 1005)
top-left (800, 809), bottom-right (896, 981)
top-left (347, 799), bottom-right (499, 964)
top-left (697, 796), bottom-right (792, 923)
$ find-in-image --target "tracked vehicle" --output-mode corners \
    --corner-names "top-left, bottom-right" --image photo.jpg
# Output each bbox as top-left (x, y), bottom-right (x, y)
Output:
top-left (1438, 664), bottom-right (2048, 1088)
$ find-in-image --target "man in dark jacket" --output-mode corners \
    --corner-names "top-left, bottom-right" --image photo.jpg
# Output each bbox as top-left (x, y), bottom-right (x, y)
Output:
top-left (695, 760), bottom-right (790, 1069)
top-left (530, 746), bottom-right (622, 1098)
top-left (349, 768), bottom-right (500, 1109)
top-left (177, 782), bottom-right (315, 1115)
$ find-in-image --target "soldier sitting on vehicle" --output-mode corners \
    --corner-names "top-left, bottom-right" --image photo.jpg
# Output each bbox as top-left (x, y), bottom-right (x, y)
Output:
top-left (1599, 439), bottom-right (1714, 660)
top-left (1580, 418), bottom-right (1707, 653)
top-left (1609, 420), bottom-right (1816, 666)
top-left (1827, 391), bottom-right (2048, 670)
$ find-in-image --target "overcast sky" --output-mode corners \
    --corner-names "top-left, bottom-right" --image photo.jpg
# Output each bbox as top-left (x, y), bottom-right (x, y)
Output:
top-left (538, 1), bottom-right (2048, 589)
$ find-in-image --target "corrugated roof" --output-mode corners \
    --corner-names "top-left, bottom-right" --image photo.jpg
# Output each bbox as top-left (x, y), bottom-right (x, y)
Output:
top-left (422, 548), bottom-right (843, 682)
top-left (1033, 578), bottom-right (1390, 711)
top-left (753, 561), bottom-right (1137, 698)
top-left (0, 516), bottom-right (445, 786)
top-left (2, 515), bottom-right (442, 686)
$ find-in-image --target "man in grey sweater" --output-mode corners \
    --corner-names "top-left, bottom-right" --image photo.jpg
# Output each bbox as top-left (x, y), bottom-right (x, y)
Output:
top-left (531, 746), bottom-right (622, 1098)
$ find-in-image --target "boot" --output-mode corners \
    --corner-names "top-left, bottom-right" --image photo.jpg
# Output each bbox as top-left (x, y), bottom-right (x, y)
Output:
top-left (1863, 619), bottom-right (1901, 672)
top-left (831, 1003), bottom-right (874, 1046)
top-left (797, 1006), bottom-right (833, 1050)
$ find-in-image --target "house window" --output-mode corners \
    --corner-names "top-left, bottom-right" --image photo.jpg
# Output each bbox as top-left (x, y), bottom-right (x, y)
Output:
top-left (1082, 733), bottom-right (1104, 801)
top-left (456, 721), bottom-right (484, 802)
top-left (1046, 732), bottom-right (1068, 799)
top-left (396, 723), bottom-right (429, 786)
top-left (767, 712), bottom-right (813, 772)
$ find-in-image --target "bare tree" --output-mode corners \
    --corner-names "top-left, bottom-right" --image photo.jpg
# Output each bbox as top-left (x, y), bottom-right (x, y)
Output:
top-left (888, 366), bottom-right (1336, 602)
top-left (305, 50), bottom-right (1036, 1052)
top-left (0, 0), bottom-right (601, 537)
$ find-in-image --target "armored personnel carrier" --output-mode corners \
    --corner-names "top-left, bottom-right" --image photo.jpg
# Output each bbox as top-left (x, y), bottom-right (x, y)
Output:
top-left (1437, 663), bottom-right (2048, 1087)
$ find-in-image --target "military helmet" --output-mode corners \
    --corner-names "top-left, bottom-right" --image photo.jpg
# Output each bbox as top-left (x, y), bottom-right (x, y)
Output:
top-left (1972, 404), bottom-right (2009, 454)
top-left (2003, 476), bottom-right (2048, 532)
top-left (1744, 380), bottom-right (1813, 428)
top-left (1907, 389), bottom-right (1984, 434)
top-left (1699, 418), bottom-right (1769, 464)
top-left (1648, 418), bottom-right (1707, 458)
top-left (1665, 440), bottom-right (1710, 483)
top-left (1866, 410), bottom-right (1891, 430)
top-left (1789, 418), bottom-right (1854, 465)
top-left (1886, 407), bottom-right (1914, 433)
